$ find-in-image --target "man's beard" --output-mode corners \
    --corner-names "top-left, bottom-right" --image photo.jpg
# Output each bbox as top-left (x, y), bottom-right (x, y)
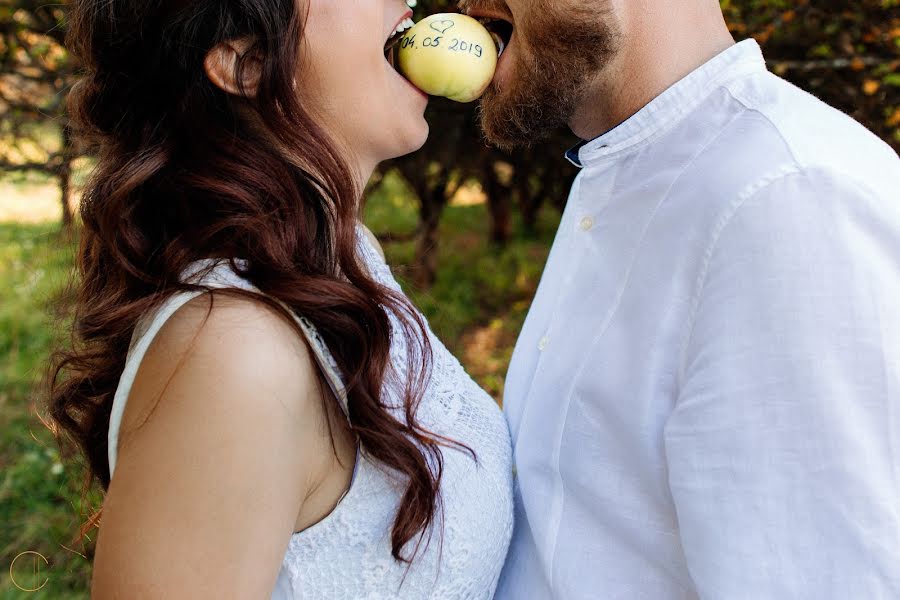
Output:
top-left (478, 2), bottom-right (621, 149)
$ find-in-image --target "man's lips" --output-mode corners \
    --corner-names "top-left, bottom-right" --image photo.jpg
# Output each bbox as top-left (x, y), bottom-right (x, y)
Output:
top-left (462, 8), bottom-right (512, 22)
top-left (458, 0), bottom-right (512, 21)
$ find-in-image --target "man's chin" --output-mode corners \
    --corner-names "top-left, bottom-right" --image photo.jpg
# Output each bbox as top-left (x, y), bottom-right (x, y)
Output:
top-left (477, 97), bottom-right (531, 150)
top-left (474, 4), bottom-right (621, 150)
top-left (477, 86), bottom-right (570, 150)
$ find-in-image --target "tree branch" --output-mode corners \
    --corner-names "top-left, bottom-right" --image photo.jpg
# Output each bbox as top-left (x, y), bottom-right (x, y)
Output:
top-left (767, 56), bottom-right (896, 72)
top-left (0, 153), bottom-right (65, 174)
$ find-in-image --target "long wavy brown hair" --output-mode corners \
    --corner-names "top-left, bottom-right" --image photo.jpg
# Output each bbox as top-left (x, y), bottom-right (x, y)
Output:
top-left (47, 0), bottom-right (453, 563)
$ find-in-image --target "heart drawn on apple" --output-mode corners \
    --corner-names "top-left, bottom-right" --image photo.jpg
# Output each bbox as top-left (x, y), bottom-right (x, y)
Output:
top-left (398, 13), bottom-right (498, 103)
top-left (429, 20), bottom-right (455, 34)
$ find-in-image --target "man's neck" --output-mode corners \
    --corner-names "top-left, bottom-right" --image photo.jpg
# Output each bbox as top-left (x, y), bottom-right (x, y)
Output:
top-left (570, 3), bottom-right (735, 140)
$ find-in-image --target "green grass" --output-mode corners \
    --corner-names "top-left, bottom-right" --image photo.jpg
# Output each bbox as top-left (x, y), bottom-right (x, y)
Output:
top-left (1, 223), bottom-right (97, 599)
top-left (0, 185), bottom-right (560, 596)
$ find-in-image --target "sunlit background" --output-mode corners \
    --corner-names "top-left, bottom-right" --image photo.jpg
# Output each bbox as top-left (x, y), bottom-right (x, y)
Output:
top-left (1, 0), bottom-right (898, 596)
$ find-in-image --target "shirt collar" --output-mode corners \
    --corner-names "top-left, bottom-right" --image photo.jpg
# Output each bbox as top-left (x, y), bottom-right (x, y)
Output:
top-left (565, 38), bottom-right (767, 168)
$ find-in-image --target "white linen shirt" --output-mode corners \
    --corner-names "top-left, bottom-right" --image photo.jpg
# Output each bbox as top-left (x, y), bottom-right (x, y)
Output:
top-left (496, 39), bottom-right (900, 600)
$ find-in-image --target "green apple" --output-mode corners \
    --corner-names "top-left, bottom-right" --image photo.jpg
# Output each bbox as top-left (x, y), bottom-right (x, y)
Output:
top-left (397, 13), bottom-right (498, 103)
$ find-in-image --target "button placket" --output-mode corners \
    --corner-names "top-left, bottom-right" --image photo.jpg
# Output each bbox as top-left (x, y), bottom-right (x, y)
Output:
top-left (539, 189), bottom-right (597, 355)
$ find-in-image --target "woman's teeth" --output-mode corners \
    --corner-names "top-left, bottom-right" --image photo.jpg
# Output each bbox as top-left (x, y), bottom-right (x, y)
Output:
top-left (385, 18), bottom-right (416, 69)
top-left (392, 18), bottom-right (415, 39)
top-left (385, 18), bottom-right (415, 58)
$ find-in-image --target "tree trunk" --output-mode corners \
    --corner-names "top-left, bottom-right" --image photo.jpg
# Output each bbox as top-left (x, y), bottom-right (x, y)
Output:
top-left (58, 125), bottom-right (75, 230)
top-left (413, 176), bottom-right (448, 289)
top-left (484, 163), bottom-right (511, 245)
top-left (516, 168), bottom-right (541, 237)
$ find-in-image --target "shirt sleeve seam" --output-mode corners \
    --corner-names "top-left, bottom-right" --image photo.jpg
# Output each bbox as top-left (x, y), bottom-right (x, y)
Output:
top-left (674, 164), bottom-right (805, 393)
top-left (722, 80), bottom-right (805, 168)
top-left (725, 81), bottom-right (896, 204)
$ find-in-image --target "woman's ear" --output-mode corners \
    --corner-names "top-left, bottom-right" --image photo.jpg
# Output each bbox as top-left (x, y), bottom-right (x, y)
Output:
top-left (203, 38), bottom-right (262, 97)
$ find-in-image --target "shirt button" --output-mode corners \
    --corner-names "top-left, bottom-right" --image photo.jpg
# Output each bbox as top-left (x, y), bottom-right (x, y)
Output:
top-left (579, 216), bottom-right (594, 231)
top-left (538, 335), bottom-right (549, 351)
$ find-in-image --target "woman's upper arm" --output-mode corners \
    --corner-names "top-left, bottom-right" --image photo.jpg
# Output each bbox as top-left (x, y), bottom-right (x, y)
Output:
top-left (92, 294), bottom-right (326, 598)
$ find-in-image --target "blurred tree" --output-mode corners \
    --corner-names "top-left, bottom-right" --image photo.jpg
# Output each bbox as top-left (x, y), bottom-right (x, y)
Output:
top-left (383, 96), bottom-right (578, 287)
top-left (722, 0), bottom-right (899, 149)
top-left (0, 0), bottom-right (896, 266)
top-left (378, 0), bottom-right (579, 284)
top-left (0, 0), bottom-right (77, 227)
top-left (376, 0), bottom-right (899, 286)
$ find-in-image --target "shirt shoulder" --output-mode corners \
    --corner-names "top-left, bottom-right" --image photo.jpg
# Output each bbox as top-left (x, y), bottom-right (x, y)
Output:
top-left (658, 77), bottom-right (900, 353)
top-left (659, 70), bottom-right (899, 243)
top-left (714, 70), bottom-right (898, 195)
top-left (709, 165), bottom-right (900, 269)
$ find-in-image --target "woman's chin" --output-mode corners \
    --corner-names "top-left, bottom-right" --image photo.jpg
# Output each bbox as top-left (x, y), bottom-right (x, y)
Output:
top-left (409, 119), bottom-right (430, 152)
top-left (383, 119), bottom-right (430, 160)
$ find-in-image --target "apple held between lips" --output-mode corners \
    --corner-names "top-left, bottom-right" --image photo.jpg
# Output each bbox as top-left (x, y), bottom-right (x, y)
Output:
top-left (397, 13), bottom-right (499, 103)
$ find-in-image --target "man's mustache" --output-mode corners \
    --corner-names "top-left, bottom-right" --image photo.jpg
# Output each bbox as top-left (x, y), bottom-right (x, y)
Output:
top-left (457, 0), bottom-right (513, 19)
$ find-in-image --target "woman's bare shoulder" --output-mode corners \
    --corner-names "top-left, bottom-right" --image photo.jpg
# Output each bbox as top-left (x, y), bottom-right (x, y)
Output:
top-left (121, 291), bottom-right (323, 433)
top-left (94, 291), bottom-right (332, 597)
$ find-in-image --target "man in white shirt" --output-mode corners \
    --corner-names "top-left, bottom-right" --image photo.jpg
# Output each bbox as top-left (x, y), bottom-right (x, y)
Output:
top-left (460, 0), bottom-right (900, 597)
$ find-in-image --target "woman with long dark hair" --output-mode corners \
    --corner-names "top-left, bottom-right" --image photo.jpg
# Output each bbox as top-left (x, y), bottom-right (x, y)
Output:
top-left (46, 0), bottom-right (514, 596)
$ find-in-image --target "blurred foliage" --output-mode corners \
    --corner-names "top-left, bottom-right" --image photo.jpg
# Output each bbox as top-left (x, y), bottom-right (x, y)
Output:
top-left (379, 0), bottom-right (899, 282)
top-left (0, 1), bottom-right (79, 226)
top-left (0, 196), bottom-right (559, 598)
top-left (0, 1), bottom-right (897, 596)
top-left (721, 0), bottom-right (899, 146)
top-left (405, 0), bottom-right (900, 149)
top-left (0, 222), bottom-right (95, 598)
top-left (1, 0), bottom-right (895, 264)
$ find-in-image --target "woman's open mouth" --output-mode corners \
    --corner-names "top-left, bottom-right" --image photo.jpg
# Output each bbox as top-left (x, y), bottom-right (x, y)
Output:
top-left (384, 18), bottom-right (414, 70)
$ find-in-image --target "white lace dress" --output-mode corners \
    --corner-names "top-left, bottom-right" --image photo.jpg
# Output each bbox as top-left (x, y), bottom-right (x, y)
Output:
top-left (106, 224), bottom-right (515, 599)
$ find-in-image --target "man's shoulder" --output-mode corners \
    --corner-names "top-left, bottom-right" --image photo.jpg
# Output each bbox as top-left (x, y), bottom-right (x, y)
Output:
top-left (675, 70), bottom-right (898, 217)
top-left (718, 70), bottom-right (897, 190)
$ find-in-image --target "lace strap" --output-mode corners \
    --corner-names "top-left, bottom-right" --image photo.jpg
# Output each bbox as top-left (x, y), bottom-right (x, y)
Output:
top-left (163, 231), bottom-right (377, 426)
top-left (195, 259), bottom-right (350, 421)
top-left (190, 259), bottom-right (350, 421)
top-left (184, 259), bottom-right (351, 422)
top-left (274, 300), bottom-right (351, 421)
